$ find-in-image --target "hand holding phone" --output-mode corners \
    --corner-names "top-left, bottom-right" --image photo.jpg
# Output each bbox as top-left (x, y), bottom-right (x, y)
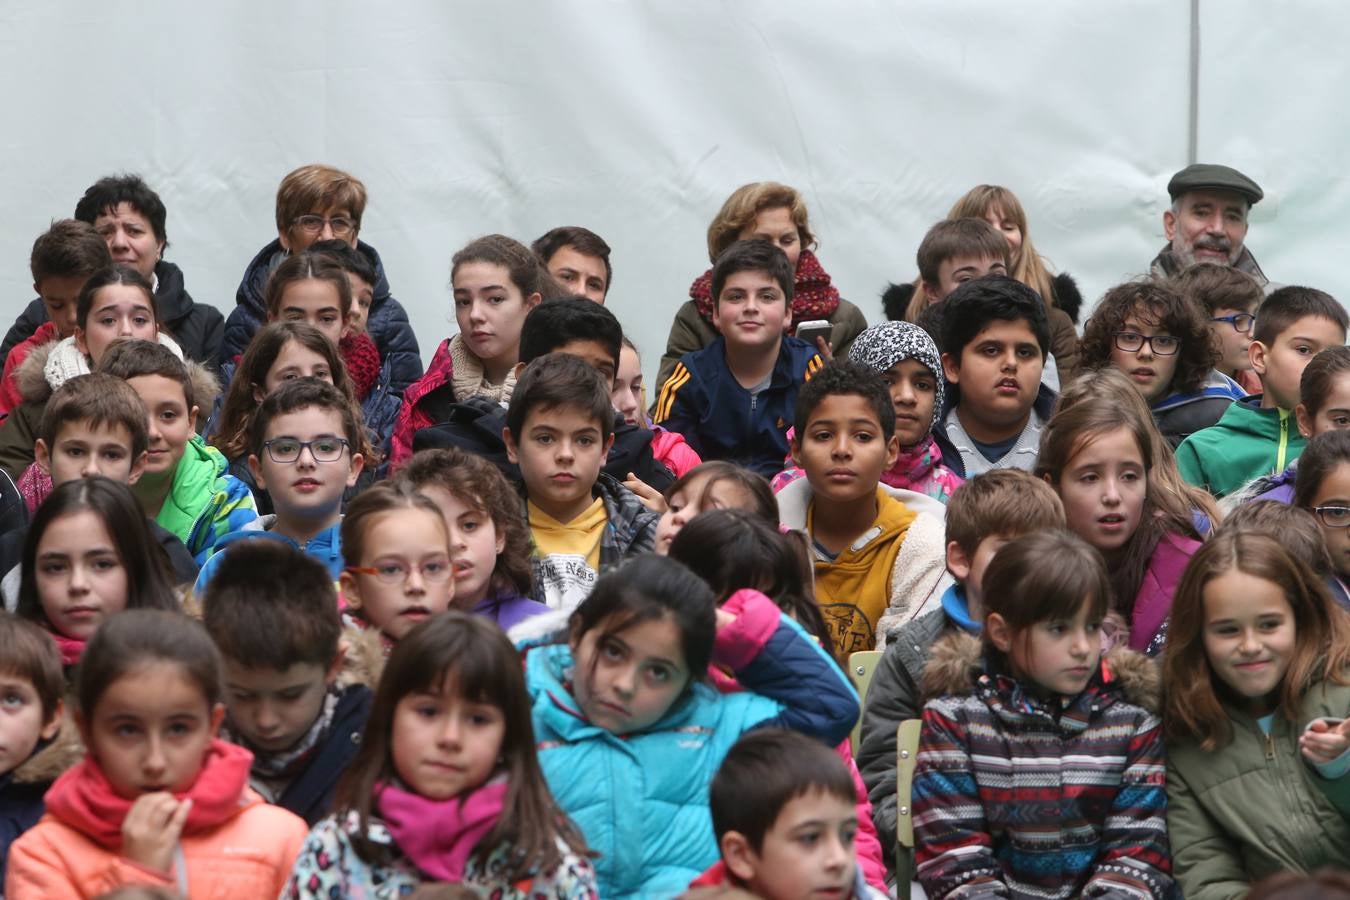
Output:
top-left (796, 319), bottom-right (833, 359)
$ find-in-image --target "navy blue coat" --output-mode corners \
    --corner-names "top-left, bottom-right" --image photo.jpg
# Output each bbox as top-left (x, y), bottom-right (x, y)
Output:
top-left (272, 685), bottom-right (372, 827)
top-left (220, 239), bottom-right (422, 393)
top-left (0, 774), bottom-right (46, 888)
top-left (653, 335), bottom-right (823, 477)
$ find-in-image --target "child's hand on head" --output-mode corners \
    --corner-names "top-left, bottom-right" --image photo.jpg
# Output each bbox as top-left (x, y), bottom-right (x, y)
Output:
top-left (1300, 717), bottom-right (1350, 765)
top-left (624, 472), bottom-right (666, 513)
top-left (121, 793), bottom-right (192, 873)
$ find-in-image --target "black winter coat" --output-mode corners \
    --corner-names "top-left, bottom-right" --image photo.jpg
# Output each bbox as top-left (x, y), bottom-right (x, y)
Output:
top-left (273, 684), bottom-right (372, 826)
top-left (1, 261), bottom-right (224, 371)
top-left (412, 396), bottom-right (677, 492)
top-left (219, 239), bottom-right (423, 393)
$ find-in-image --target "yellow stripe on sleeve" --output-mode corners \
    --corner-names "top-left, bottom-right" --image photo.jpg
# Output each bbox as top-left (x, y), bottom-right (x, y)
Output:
top-left (655, 364), bottom-right (691, 422)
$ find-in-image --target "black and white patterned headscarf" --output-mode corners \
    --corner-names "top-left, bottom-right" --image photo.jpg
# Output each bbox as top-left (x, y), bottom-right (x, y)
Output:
top-left (848, 321), bottom-right (945, 433)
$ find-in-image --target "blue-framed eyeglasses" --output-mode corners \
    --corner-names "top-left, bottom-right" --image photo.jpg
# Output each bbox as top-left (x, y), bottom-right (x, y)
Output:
top-left (1210, 313), bottom-right (1256, 334)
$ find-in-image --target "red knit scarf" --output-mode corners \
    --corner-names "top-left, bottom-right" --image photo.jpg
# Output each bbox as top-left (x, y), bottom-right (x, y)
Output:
top-left (340, 331), bottom-right (382, 401)
top-left (43, 739), bottom-right (255, 848)
top-left (689, 248), bottom-right (841, 333)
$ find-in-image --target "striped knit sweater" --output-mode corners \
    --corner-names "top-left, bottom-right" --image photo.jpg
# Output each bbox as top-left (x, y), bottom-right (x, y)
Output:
top-left (911, 632), bottom-right (1172, 900)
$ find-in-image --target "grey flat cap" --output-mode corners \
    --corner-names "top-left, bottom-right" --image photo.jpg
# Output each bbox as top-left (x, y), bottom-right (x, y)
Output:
top-left (1167, 164), bottom-right (1264, 206)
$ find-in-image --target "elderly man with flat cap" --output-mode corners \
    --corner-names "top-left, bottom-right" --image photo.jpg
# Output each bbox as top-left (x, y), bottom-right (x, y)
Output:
top-left (1151, 163), bottom-right (1271, 289)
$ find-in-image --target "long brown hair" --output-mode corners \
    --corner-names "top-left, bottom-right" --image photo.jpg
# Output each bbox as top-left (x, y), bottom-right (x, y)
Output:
top-left (1079, 279), bottom-right (1218, 396)
top-left (18, 477), bottom-right (179, 624)
top-left (667, 509), bottom-right (833, 665)
top-left (661, 461), bottom-right (777, 528)
top-left (336, 612), bottom-right (589, 878)
top-left (1162, 531), bottom-right (1350, 749)
top-left (263, 250), bottom-right (353, 320)
top-left (212, 321), bottom-right (366, 461)
top-left (77, 609), bottom-right (221, 721)
top-left (1036, 370), bottom-right (1202, 622)
top-left (1054, 368), bottom-right (1221, 527)
top-left (341, 482), bottom-right (447, 573)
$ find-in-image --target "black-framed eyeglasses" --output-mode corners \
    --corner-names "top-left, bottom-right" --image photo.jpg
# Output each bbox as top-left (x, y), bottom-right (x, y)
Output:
top-left (346, 560), bottom-right (454, 584)
top-left (1312, 506), bottom-right (1350, 528)
top-left (262, 436), bottom-right (350, 464)
top-left (290, 215), bottom-right (357, 237)
top-left (1210, 313), bottom-right (1256, 334)
top-left (1112, 331), bottom-right (1181, 356)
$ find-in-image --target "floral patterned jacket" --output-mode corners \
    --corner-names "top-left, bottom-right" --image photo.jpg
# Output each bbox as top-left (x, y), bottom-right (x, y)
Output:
top-left (282, 810), bottom-right (598, 899)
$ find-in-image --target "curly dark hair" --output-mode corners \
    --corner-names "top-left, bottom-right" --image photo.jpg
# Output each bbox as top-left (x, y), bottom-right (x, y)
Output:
top-left (395, 447), bottom-right (534, 598)
top-left (1080, 279), bottom-right (1217, 395)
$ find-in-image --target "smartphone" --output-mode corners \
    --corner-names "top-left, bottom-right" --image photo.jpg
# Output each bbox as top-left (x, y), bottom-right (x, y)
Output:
top-left (1318, 717), bottom-right (1346, 727)
top-left (796, 319), bottom-right (833, 349)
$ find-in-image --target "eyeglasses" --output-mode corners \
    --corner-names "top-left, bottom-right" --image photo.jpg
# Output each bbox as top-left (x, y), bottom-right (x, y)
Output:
top-left (1112, 331), bottom-right (1180, 356)
top-left (346, 560), bottom-right (454, 584)
top-left (290, 215), bottom-right (357, 238)
top-left (262, 437), bottom-right (350, 464)
top-left (1211, 313), bottom-right (1256, 334)
top-left (1312, 506), bottom-right (1350, 528)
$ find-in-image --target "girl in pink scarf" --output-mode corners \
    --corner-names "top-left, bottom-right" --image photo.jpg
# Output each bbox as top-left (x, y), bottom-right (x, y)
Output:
top-left (282, 612), bottom-right (597, 899)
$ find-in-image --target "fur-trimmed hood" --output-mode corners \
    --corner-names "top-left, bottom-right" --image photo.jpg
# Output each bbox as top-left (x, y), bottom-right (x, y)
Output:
top-left (339, 621), bottom-right (387, 689)
top-left (882, 272), bottom-right (1083, 325)
top-left (507, 606), bottom-right (571, 648)
top-left (10, 709), bottom-right (84, 786)
top-left (920, 630), bottom-right (1160, 713)
top-left (14, 333), bottom-right (220, 413)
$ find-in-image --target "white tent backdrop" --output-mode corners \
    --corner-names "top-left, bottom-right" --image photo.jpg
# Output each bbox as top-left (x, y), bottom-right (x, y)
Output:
top-left (1, 0), bottom-right (1346, 382)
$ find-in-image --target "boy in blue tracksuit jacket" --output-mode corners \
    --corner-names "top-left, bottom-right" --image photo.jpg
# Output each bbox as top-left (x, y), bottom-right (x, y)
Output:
top-left (654, 239), bottom-right (823, 477)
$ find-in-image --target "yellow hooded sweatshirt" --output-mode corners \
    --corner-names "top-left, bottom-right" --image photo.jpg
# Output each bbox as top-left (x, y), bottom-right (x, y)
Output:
top-left (807, 488), bottom-right (916, 657)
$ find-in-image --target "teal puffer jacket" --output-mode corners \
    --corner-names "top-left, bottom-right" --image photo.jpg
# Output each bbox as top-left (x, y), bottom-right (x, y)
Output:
top-left (524, 589), bottom-right (859, 899)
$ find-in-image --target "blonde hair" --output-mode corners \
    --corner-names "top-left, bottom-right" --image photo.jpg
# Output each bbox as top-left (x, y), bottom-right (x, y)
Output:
top-left (705, 182), bottom-right (815, 262)
top-left (948, 185), bottom-right (1057, 307)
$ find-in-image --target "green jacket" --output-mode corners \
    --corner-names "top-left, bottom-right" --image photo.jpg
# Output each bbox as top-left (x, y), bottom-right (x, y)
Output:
top-left (153, 435), bottom-right (258, 564)
top-left (1167, 681), bottom-right (1350, 900)
top-left (1175, 396), bottom-right (1305, 498)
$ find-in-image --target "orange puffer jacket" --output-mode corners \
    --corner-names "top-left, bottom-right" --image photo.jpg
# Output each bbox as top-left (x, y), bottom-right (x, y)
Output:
top-left (5, 743), bottom-right (307, 900)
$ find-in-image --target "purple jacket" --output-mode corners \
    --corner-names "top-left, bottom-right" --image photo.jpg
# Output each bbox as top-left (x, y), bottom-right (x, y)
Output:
top-left (472, 591), bottom-right (551, 631)
top-left (1130, 532), bottom-right (1202, 653)
top-left (1253, 463), bottom-right (1298, 505)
